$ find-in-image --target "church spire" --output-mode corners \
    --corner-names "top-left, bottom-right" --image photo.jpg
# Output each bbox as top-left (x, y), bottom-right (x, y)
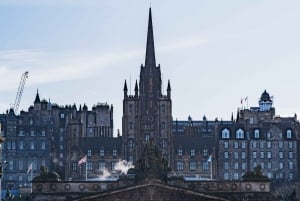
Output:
top-left (145, 7), bottom-right (156, 67)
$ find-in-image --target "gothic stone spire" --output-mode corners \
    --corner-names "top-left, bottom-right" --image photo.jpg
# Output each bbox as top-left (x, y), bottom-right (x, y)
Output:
top-left (145, 7), bottom-right (156, 67)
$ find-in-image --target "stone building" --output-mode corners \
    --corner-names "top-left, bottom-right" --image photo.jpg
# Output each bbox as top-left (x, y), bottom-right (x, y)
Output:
top-left (0, 91), bottom-right (116, 190)
top-left (122, 8), bottom-right (173, 166)
top-left (217, 90), bottom-right (299, 181)
top-left (1, 7), bottom-right (300, 197)
top-left (172, 117), bottom-right (218, 179)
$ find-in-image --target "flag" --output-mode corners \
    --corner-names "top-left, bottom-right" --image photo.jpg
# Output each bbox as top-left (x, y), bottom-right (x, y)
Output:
top-left (207, 155), bottom-right (212, 162)
top-left (245, 97), bottom-right (248, 101)
top-left (27, 163), bottom-right (32, 174)
top-left (241, 99), bottom-right (243, 104)
top-left (78, 155), bottom-right (87, 166)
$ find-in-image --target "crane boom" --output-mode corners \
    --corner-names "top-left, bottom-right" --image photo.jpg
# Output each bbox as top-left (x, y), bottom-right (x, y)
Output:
top-left (13, 71), bottom-right (29, 114)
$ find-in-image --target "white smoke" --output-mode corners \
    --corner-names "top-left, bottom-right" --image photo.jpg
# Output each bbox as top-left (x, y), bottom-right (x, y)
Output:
top-left (98, 159), bottom-right (134, 180)
top-left (99, 168), bottom-right (111, 180)
top-left (114, 159), bottom-right (134, 174)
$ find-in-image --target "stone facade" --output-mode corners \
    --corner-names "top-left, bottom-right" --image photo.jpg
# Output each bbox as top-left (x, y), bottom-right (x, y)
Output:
top-left (217, 90), bottom-right (299, 181)
top-left (122, 8), bottom-right (173, 166)
top-left (0, 93), bottom-right (116, 189)
top-left (31, 179), bottom-right (271, 201)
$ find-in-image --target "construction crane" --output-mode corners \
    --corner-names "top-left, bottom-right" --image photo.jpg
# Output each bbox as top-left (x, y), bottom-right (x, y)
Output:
top-left (13, 71), bottom-right (29, 114)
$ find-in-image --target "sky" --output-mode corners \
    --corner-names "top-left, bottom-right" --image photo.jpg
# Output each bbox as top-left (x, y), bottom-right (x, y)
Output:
top-left (1, 0), bottom-right (300, 136)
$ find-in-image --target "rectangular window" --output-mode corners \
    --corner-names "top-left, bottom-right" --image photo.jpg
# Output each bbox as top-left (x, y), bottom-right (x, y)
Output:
top-left (234, 162), bottom-right (238, 170)
top-left (279, 162), bottom-right (284, 169)
top-left (260, 141), bottom-right (264, 148)
top-left (9, 160), bottom-right (14, 171)
top-left (241, 141), bottom-right (246, 149)
top-left (224, 141), bottom-right (229, 149)
top-left (267, 152), bottom-right (272, 159)
top-left (41, 141), bottom-right (46, 150)
top-left (279, 152), bottom-right (283, 159)
top-left (87, 162), bottom-right (93, 171)
top-left (260, 152), bottom-right (264, 159)
top-left (242, 162), bottom-right (246, 170)
top-left (267, 142), bottom-right (272, 148)
top-left (100, 149), bottom-right (105, 157)
top-left (176, 161), bottom-right (184, 171)
top-left (241, 152), bottom-right (246, 159)
top-left (253, 151), bottom-right (257, 159)
top-left (234, 142), bottom-right (238, 149)
top-left (224, 152), bottom-right (229, 159)
top-left (289, 152), bottom-right (293, 159)
top-left (19, 141), bottom-right (24, 150)
top-left (72, 162), bottom-right (77, 171)
top-left (42, 130), bottom-right (46, 136)
top-left (278, 141), bottom-right (283, 149)
top-left (19, 131), bottom-right (24, 136)
top-left (234, 173), bottom-right (239, 180)
top-left (202, 161), bottom-right (209, 171)
top-left (129, 156), bottom-right (133, 163)
top-left (30, 131), bottom-right (35, 136)
top-left (224, 173), bottom-right (229, 180)
top-left (289, 162), bottom-right (293, 169)
top-left (203, 149), bottom-right (208, 157)
top-left (252, 141), bottom-right (257, 148)
top-left (234, 152), bottom-right (238, 159)
top-left (113, 149), bottom-right (117, 157)
top-left (111, 162), bottom-right (116, 170)
top-left (267, 162), bottom-right (272, 169)
top-left (88, 149), bottom-right (92, 157)
top-left (18, 160), bottom-right (23, 170)
top-left (260, 162), bottom-right (264, 169)
top-left (288, 142), bottom-right (293, 149)
top-left (190, 149), bottom-right (195, 156)
top-left (289, 173), bottom-right (293, 180)
top-left (30, 141), bottom-right (35, 150)
top-left (99, 162), bottom-right (105, 170)
top-left (224, 162), bottom-right (229, 170)
top-left (178, 148), bottom-right (182, 156)
top-left (189, 161), bottom-right (196, 171)
top-left (145, 134), bottom-right (150, 142)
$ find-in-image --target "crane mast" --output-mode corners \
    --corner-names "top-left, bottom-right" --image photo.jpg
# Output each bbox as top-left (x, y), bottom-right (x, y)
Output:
top-left (13, 71), bottom-right (29, 114)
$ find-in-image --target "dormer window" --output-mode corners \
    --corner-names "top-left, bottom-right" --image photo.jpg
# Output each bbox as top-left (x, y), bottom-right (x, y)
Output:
top-left (221, 128), bottom-right (230, 139)
top-left (236, 128), bottom-right (244, 139)
top-left (254, 129), bottom-right (260, 138)
top-left (287, 130), bottom-right (292, 139)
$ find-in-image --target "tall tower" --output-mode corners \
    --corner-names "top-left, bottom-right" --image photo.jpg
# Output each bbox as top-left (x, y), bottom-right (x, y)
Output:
top-left (122, 8), bottom-right (173, 166)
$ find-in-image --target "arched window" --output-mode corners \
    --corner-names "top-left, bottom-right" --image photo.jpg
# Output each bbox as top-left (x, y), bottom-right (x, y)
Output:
top-left (221, 128), bottom-right (230, 139)
top-left (287, 130), bottom-right (292, 139)
top-left (236, 128), bottom-right (244, 139)
top-left (254, 129), bottom-right (260, 138)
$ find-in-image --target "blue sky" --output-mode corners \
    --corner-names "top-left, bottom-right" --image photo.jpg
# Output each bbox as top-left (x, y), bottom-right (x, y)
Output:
top-left (1, 0), bottom-right (300, 135)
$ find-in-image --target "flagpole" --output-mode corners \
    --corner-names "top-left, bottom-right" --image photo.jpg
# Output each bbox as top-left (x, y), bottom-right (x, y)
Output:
top-left (85, 160), bottom-right (87, 181)
top-left (210, 159), bottom-right (212, 180)
top-left (31, 169), bottom-right (33, 193)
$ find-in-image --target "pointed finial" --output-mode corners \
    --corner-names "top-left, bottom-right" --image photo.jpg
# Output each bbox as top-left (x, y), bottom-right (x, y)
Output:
top-left (34, 89), bottom-right (40, 104)
top-left (134, 80), bottom-right (138, 97)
